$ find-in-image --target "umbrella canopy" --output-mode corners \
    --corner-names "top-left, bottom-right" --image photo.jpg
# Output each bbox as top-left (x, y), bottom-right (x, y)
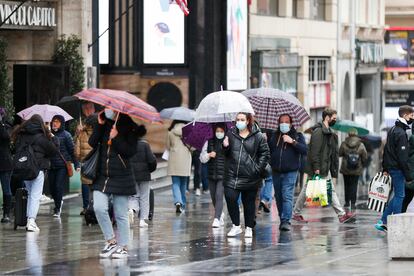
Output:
top-left (195, 90), bottom-right (255, 123)
top-left (242, 88), bottom-right (310, 130)
top-left (74, 88), bottom-right (161, 123)
top-left (56, 96), bottom-right (102, 119)
top-left (160, 106), bottom-right (195, 122)
top-left (182, 121), bottom-right (234, 151)
top-left (359, 134), bottom-right (382, 149)
top-left (331, 120), bottom-right (369, 136)
top-left (17, 104), bottom-right (73, 122)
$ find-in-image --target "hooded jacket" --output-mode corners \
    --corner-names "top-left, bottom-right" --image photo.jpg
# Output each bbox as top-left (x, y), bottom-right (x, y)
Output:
top-left (0, 119), bottom-right (13, 172)
top-left (130, 138), bottom-right (157, 182)
top-left (304, 122), bottom-right (339, 178)
top-left (166, 123), bottom-right (192, 177)
top-left (339, 136), bottom-right (368, 176)
top-left (50, 115), bottom-right (79, 170)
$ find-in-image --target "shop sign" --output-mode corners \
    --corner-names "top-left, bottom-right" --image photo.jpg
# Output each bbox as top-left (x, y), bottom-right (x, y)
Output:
top-left (385, 91), bottom-right (414, 107)
top-left (0, 1), bottom-right (56, 30)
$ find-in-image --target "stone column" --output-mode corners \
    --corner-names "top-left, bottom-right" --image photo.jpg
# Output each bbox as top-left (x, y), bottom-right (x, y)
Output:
top-left (325, 0), bottom-right (337, 22)
top-left (297, 0), bottom-right (310, 19)
top-left (279, 0), bottom-right (293, 17)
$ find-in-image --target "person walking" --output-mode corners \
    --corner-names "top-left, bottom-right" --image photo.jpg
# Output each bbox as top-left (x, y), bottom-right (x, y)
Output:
top-left (223, 112), bottom-right (270, 238)
top-left (292, 108), bottom-right (355, 223)
top-left (166, 120), bottom-right (192, 213)
top-left (11, 114), bottom-right (59, 232)
top-left (376, 105), bottom-right (414, 232)
top-left (339, 129), bottom-right (368, 213)
top-left (128, 125), bottom-right (157, 228)
top-left (89, 110), bottom-right (138, 258)
top-left (0, 108), bottom-right (13, 223)
top-left (49, 115), bottom-right (80, 218)
top-left (269, 114), bottom-right (307, 231)
top-left (402, 133), bottom-right (414, 213)
top-left (200, 123), bottom-right (227, 228)
top-left (74, 102), bottom-right (96, 215)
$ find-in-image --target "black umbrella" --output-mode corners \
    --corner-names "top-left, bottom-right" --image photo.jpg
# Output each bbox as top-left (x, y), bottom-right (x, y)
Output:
top-left (56, 96), bottom-right (102, 120)
top-left (359, 134), bottom-right (382, 150)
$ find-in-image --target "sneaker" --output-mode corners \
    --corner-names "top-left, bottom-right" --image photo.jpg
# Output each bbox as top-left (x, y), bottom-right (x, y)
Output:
top-left (279, 221), bottom-right (291, 231)
top-left (292, 214), bottom-right (308, 223)
top-left (375, 220), bottom-right (388, 232)
top-left (99, 241), bottom-right (118, 258)
top-left (112, 246), bottom-right (128, 259)
top-left (227, 224), bottom-right (242, 237)
top-left (139, 219), bottom-right (148, 228)
top-left (26, 218), bottom-right (40, 232)
top-left (195, 189), bottom-right (201, 196)
top-left (1, 216), bottom-right (10, 223)
top-left (128, 209), bottom-right (135, 225)
top-left (260, 201), bottom-right (271, 213)
top-left (212, 218), bottom-right (220, 228)
top-left (244, 227), bottom-right (253, 238)
top-left (53, 211), bottom-right (61, 218)
top-left (175, 203), bottom-right (182, 213)
top-left (339, 212), bottom-right (356, 223)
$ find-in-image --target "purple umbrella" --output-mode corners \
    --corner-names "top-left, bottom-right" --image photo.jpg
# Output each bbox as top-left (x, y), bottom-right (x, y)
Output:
top-left (182, 121), bottom-right (233, 151)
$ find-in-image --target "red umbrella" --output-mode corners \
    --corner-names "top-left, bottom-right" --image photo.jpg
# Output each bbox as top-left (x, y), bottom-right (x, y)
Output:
top-left (74, 88), bottom-right (162, 124)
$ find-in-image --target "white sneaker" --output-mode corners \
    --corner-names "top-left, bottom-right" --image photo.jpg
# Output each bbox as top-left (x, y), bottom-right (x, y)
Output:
top-left (99, 241), bottom-right (118, 258)
top-left (212, 218), bottom-right (220, 228)
top-left (128, 209), bottom-right (134, 226)
top-left (227, 224), bottom-right (242, 237)
top-left (139, 219), bottom-right (148, 228)
top-left (245, 227), bottom-right (253, 238)
top-left (26, 218), bottom-right (40, 232)
top-left (195, 189), bottom-right (201, 196)
top-left (111, 246), bottom-right (128, 259)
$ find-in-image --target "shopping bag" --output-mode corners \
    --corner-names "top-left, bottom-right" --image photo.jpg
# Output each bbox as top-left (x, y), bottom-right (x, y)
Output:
top-left (306, 176), bottom-right (329, 207)
top-left (162, 150), bottom-right (169, 161)
top-left (367, 172), bottom-right (392, 212)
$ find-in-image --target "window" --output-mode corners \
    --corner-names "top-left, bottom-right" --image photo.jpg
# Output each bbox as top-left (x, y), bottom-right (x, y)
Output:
top-left (257, 0), bottom-right (278, 16)
top-left (99, 0), bottom-right (109, 64)
top-left (262, 69), bottom-right (297, 95)
top-left (292, 0), bottom-right (298, 18)
top-left (310, 0), bottom-right (325, 21)
top-left (309, 58), bottom-right (329, 82)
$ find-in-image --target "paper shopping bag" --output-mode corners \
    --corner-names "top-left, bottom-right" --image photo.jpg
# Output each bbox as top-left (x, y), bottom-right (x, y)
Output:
top-left (367, 172), bottom-right (392, 212)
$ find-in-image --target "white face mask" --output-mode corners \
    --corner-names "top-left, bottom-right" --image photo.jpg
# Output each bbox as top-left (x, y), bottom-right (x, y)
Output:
top-left (215, 132), bottom-right (225, 140)
top-left (104, 109), bottom-right (115, 120)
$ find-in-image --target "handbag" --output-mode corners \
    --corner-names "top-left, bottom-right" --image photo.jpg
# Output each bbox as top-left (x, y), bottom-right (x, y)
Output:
top-left (81, 144), bottom-right (101, 180)
top-left (58, 152), bottom-right (74, 177)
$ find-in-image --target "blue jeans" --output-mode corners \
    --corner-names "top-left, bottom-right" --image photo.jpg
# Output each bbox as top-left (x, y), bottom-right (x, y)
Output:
top-left (49, 168), bottom-right (68, 212)
top-left (93, 191), bottom-right (129, 247)
top-left (25, 171), bottom-right (45, 219)
top-left (81, 184), bottom-right (90, 209)
top-left (381, 169), bottom-right (405, 224)
top-left (0, 170), bottom-right (12, 196)
top-left (172, 176), bottom-right (188, 208)
top-left (273, 171), bottom-right (298, 223)
top-left (260, 175), bottom-right (273, 203)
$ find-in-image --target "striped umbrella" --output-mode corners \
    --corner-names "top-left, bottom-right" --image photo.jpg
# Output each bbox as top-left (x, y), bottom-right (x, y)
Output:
top-left (242, 88), bottom-right (310, 130)
top-left (74, 88), bottom-right (161, 124)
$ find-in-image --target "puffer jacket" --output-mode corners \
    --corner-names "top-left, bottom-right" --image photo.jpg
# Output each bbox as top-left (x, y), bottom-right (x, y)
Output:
top-left (200, 138), bottom-right (226, 181)
top-left (130, 138), bottom-right (157, 182)
top-left (223, 126), bottom-right (270, 190)
top-left (0, 120), bottom-right (13, 172)
top-left (166, 123), bottom-right (192, 177)
top-left (339, 136), bottom-right (368, 176)
top-left (88, 114), bottom-right (138, 195)
top-left (50, 115), bottom-right (79, 169)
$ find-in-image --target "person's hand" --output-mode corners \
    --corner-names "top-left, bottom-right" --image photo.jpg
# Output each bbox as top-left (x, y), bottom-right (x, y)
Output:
top-left (98, 111), bottom-right (105, 125)
top-left (223, 136), bottom-right (229, 147)
top-left (209, 151), bottom-right (217, 158)
top-left (282, 135), bottom-right (294, 144)
top-left (314, 170), bottom-right (320, 175)
top-left (109, 126), bottom-right (118, 139)
top-left (383, 171), bottom-right (389, 177)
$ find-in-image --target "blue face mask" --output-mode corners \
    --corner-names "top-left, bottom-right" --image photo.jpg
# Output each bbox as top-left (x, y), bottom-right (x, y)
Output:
top-left (236, 121), bottom-right (247, 131)
top-left (280, 123), bottom-right (290, 134)
top-left (104, 109), bottom-right (115, 120)
top-left (215, 132), bottom-right (225, 140)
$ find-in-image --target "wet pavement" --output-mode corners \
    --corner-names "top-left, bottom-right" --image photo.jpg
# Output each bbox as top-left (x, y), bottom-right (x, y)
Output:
top-left (0, 184), bottom-right (413, 275)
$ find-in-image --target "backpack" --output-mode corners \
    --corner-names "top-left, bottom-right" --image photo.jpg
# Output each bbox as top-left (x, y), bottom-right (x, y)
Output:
top-left (13, 137), bottom-right (40, 181)
top-left (346, 151), bottom-right (360, 170)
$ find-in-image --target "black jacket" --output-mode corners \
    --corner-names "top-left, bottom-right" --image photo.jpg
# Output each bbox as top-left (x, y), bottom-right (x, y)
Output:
top-left (50, 115), bottom-right (79, 169)
top-left (130, 138), bottom-right (157, 182)
top-left (15, 121), bottom-right (59, 170)
top-left (89, 114), bottom-right (138, 195)
top-left (223, 127), bottom-right (270, 190)
top-left (382, 120), bottom-right (412, 181)
top-left (269, 129), bottom-right (307, 173)
top-left (207, 138), bottom-right (226, 181)
top-left (0, 120), bottom-right (13, 172)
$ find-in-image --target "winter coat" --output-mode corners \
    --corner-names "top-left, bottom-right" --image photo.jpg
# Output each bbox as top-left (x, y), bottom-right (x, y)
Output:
top-left (407, 135), bottom-right (414, 180)
top-left (88, 114), bottom-right (138, 195)
top-left (130, 138), bottom-right (157, 182)
top-left (269, 128), bottom-right (307, 173)
top-left (339, 136), bottom-right (368, 176)
top-left (304, 122), bottom-right (339, 178)
top-left (382, 120), bottom-right (412, 181)
top-left (15, 121), bottom-right (59, 170)
top-left (0, 120), bottom-right (13, 172)
top-left (166, 123), bottom-right (192, 177)
top-left (200, 138), bottom-right (226, 181)
top-left (223, 126), bottom-right (270, 190)
top-left (75, 115), bottom-right (96, 184)
top-left (50, 115), bottom-right (79, 170)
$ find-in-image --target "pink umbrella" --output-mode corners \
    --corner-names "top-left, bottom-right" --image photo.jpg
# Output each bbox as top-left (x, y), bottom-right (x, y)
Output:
top-left (17, 104), bottom-right (73, 122)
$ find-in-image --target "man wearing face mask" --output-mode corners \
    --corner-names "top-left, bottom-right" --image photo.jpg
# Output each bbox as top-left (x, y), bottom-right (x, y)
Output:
top-left (375, 105), bottom-right (414, 232)
top-left (268, 114), bottom-right (307, 231)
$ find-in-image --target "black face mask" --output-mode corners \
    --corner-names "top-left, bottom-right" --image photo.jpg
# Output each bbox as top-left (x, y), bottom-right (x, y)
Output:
top-left (328, 120), bottom-right (336, 127)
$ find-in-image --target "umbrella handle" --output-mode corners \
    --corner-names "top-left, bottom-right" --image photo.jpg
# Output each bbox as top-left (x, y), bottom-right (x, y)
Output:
top-left (108, 112), bottom-right (120, 146)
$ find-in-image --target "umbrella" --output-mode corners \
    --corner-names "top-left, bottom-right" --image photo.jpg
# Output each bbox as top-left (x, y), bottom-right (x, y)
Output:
top-left (160, 106), bottom-right (195, 122)
top-left (56, 96), bottom-right (102, 119)
top-left (17, 104), bottom-right (73, 122)
top-left (74, 88), bottom-right (162, 123)
top-left (242, 88), bottom-right (310, 130)
top-left (182, 121), bottom-right (234, 151)
top-left (331, 120), bottom-right (369, 136)
top-left (195, 90), bottom-right (255, 123)
top-left (359, 134), bottom-right (382, 149)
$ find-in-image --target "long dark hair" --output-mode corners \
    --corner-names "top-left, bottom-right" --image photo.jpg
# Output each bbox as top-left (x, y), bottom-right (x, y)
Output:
top-left (11, 114), bottom-right (50, 142)
top-left (168, 120), bottom-right (187, 131)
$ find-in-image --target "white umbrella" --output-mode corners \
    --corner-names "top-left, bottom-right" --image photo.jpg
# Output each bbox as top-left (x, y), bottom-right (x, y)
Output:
top-left (195, 90), bottom-right (255, 123)
top-left (160, 106), bottom-right (195, 122)
top-left (17, 104), bottom-right (74, 122)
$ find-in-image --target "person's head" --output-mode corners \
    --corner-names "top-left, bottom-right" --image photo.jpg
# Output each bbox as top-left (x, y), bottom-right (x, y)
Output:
top-left (104, 108), bottom-right (118, 121)
top-left (348, 128), bottom-right (358, 137)
top-left (135, 125), bottom-right (147, 138)
top-left (398, 105), bottom-right (414, 124)
top-left (51, 115), bottom-right (65, 132)
top-left (322, 108), bottom-right (337, 127)
top-left (81, 102), bottom-right (95, 117)
top-left (11, 114), bottom-right (49, 142)
top-left (214, 123), bottom-right (226, 140)
top-left (278, 114), bottom-right (293, 134)
top-left (235, 112), bottom-right (254, 132)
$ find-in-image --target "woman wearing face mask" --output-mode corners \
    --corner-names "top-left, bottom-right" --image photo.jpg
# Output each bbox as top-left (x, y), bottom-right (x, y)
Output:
top-left (268, 114), bottom-right (307, 231)
top-left (200, 123), bottom-right (227, 228)
top-left (222, 113), bottom-right (270, 238)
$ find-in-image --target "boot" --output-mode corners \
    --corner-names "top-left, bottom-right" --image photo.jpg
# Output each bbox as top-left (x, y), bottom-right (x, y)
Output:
top-left (1, 195), bottom-right (12, 223)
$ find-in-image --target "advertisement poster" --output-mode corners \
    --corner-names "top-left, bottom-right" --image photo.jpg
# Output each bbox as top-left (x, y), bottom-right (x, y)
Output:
top-left (143, 0), bottom-right (185, 64)
top-left (387, 31), bottom-right (408, 67)
top-left (227, 0), bottom-right (248, 90)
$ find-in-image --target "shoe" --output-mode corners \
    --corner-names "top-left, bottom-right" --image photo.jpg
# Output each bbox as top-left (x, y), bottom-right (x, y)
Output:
top-left (212, 218), bottom-right (220, 228)
top-left (53, 211), bottom-right (61, 218)
top-left (195, 189), bottom-right (201, 196)
top-left (26, 218), bottom-right (40, 232)
top-left (261, 201), bottom-right (271, 213)
top-left (279, 221), bottom-right (291, 231)
top-left (128, 209), bottom-right (135, 225)
top-left (227, 224), bottom-right (242, 237)
top-left (80, 209), bottom-right (87, 216)
top-left (99, 241), bottom-right (118, 258)
top-left (112, 246), bottom-right (128, 259)
top-left (1, 216), bottom-right (10, 223)
top-left (292, 214), bottom-right (308, 223)
top-left (339, 212), bottom-right (356, 223)
top-left (175, 203), bottom-right (182, 213)
top-left (203, 189), bottom-right (209, 194)
top-left (245, 227), bottom-right (253, 238)
top-left (139, 219), bottom-right (148, 228)
top-left (375, 220), bottom-right (388, 232)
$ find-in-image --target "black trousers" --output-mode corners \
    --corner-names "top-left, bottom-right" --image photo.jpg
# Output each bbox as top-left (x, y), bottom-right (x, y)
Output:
top-left (224, 186), bottom-right (257, 228)
top-left (343, 175), bottom-right (359, 208)
top-left (402, 187), bottom-right (414, 213)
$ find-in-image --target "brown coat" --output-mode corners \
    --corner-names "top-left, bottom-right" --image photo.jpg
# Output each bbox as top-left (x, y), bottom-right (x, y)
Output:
top-left (75, 122), bottom-right (94, 184)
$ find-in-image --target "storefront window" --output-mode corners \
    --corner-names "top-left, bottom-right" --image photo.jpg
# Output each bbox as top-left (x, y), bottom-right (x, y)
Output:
top-left (262, 69), bottom-right (297, 94)
top-left (256, 0), bottom-right (278, 16)
top-left (310, 0), bottom-right (325, 21)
